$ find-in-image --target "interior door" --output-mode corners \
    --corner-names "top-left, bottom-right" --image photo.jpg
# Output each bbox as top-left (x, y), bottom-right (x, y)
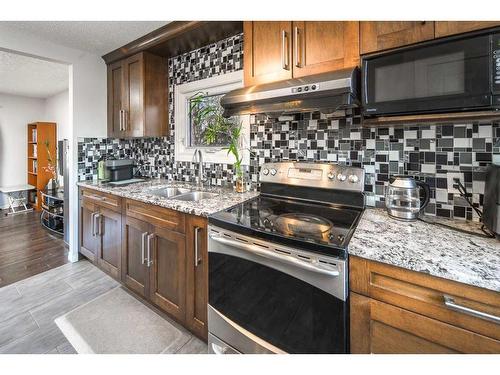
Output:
top-left (107, 60), bottom-right (124, 138)
top-left (121, 216), bottom-right (150, 297)
top-left (97, 206), bottom-right (122, 279)
top-left (123, 53), bottom-right (144, 137)
top-left (360, 21), bottom-right (435, 55)
top-left (244, 21), bottom-right (293, 86)
top-left (149, 226), bottom-right (186, 322)
top-left (185, 215), bottom-right (208, 340)
top-left (80, 200), bottom-right (98, 262)
top-left (292, 21), bottom-right (360, 77)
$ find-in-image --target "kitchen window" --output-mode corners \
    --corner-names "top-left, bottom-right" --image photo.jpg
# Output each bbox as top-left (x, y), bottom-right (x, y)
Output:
top-left (174, 70), bottom-right (249, 164)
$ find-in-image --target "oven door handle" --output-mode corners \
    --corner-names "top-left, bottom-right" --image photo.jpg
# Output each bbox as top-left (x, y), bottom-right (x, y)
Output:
top-left (210, 234), bottom-right (340, 277)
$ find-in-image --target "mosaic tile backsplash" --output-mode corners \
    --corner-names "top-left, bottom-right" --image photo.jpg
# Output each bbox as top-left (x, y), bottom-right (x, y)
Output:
top-left (78, 33), bottom-right (500, 221)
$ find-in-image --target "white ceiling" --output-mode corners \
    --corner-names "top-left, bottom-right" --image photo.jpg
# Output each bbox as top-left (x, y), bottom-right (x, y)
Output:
top-left (0, 51), bottom-right (69, 98)
top-left (3, 21), bottom-right (170, 55)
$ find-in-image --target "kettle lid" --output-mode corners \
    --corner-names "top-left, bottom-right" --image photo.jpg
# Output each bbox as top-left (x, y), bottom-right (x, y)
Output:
top-left (389, 175), bottom-right (418, 189)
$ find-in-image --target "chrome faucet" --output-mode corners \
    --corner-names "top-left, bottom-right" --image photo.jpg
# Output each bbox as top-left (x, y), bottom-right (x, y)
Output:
top-left (193, 149), bottom-right (207, 187)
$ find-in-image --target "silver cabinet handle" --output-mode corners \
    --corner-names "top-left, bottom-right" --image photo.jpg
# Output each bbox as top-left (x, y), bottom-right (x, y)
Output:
top-left (147, 233), bottom-right (155, 267)
top-left (123, 110), bottom-right (128, 132)
top-left (86, 194), bottom-right (104, 201)
top-left (141, 232), bottom-right (148, 265)
top-left (90, 213), bottom-right (96, 236)
top-left (210, 233), bottom-right (339, 277)
top-left (118, 109), bottom-right (123, 131)
top-left (281, 30), bottom-right (289, 70)
top-left (93, 213), bottom-right (100, 236)
top-left (194, 226), bottom-right (201, 267)
top-left (294, 26), bottom-right (301, 68)
top-left (95, 214), bottom-right (102, 236)
top-left (443, 295), bottom-right (500, 324)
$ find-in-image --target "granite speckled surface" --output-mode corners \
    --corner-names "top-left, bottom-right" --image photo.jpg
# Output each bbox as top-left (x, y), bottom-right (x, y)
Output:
top-left (349, 208), bottom-right (500, 292)
top-left (77, 179), bottom-right (259, 217)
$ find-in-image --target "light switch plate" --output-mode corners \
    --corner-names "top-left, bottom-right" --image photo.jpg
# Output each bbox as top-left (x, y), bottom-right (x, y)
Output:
top-left (447, 172), bottom-right (464, 194)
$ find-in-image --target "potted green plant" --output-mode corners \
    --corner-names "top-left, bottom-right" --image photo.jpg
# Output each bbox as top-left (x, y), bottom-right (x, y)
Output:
top-left (189, 92), bottom-right (248, 192)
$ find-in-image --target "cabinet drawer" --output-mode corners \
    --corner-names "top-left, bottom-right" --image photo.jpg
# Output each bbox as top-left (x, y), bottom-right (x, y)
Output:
top-left (350, 256), bottom-right (500, 341)
top-left (360, 296), bottom-right (500, 353)
top-left (125, 199), bottom-right (185, 234)
top-left (81, 188), bottom-right (122, 212)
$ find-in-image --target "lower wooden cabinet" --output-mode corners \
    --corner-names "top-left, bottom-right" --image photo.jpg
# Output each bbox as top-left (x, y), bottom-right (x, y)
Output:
top-left (350, 256), bottom-right (500, 353)
top-left (80, 190), bottom-right (209, 340)
top-left (149, 226), bottom-right (187, 322)
top-left (185, 214), bottom-right (208, 340)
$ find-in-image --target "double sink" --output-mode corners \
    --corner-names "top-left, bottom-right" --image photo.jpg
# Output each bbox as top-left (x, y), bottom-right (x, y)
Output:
top-left (146, 186), bottom-right (219, 202)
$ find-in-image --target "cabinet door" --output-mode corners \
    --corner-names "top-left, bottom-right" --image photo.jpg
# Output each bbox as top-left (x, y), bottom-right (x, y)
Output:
top-left (185, 215), bottom-right (208, 340)
top-left (360, 21), bottom-right (435, 55)
top-left (107, 60), bottom-right (124, 138)
top-left (350, 293), bottom-right (500, 354)
top-left (292, 21), bottom-right (359, 77)
top-left (149, 226), bottom-right (186, 322)
top-left (435, 21), bottom-right (500, 38)
top-left (244, 21), bottom-right (292, 86)
top-left (97, 206), bottom-right (122, 279)
top-left (121, 216), bottom-right (150, 297)
top-left (123, 53), bottom-right (144, 138)
top-left (80, 200), bottom-right (98, 262)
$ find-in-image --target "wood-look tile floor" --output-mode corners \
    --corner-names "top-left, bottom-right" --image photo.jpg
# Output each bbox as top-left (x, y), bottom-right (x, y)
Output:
top-left (0, 211), bottom-right (69, 288)
top-left (0, 260), bottom-right (208, 354)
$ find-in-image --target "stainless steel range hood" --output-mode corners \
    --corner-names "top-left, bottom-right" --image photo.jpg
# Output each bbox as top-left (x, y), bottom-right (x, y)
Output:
top-left (221, 67), bottom-right (360, 117)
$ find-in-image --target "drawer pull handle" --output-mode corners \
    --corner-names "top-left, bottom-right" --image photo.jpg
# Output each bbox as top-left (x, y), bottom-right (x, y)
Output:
top-left (443, 295), bottom-right (500, 324)
top-left (194, 226), bottom-right (202, 267)
top-left (87, 194), bottom-right (105, 201)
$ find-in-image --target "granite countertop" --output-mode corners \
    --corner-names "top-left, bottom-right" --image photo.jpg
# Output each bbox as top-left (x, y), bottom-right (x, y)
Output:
top-left (349, 208), bottom-right (500, 292)
top-left (77, 179), bottom-right (259, 217)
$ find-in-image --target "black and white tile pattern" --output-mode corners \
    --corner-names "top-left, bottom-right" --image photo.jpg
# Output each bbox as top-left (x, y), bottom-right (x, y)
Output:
top-left (78, 33), bottom-right (499, 221)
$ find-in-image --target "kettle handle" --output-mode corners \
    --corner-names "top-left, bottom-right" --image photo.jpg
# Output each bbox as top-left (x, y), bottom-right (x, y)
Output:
top-left (416, 180), bottom-right (430, 211)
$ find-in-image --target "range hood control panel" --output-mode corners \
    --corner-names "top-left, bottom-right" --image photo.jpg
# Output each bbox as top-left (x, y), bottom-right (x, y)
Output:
top-left (260, 162), bottom-right (365, 192)
top-left (292, 83), bottom-right (320, 94)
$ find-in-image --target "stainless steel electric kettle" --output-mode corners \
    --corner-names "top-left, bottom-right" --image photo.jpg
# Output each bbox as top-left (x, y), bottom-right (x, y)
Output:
top-left (385, 176), bottom-right (430, 220)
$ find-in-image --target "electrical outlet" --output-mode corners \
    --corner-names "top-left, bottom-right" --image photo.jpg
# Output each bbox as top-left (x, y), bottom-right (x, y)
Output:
top-left (447, 172), bottom-right (464, 194)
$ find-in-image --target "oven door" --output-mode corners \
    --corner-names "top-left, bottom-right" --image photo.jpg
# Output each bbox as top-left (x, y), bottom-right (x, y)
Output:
top-left (362, 32), bottom-right (493, 116)
top-left (208, 226), bottom-right (348, 354)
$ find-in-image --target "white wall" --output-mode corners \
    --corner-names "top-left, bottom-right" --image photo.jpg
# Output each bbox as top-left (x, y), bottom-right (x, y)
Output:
top-left (0, 93), bottom-right (45, 208)
top-left (44, 89), bottom-right (70, 143)
top-left (0, 24), bottom-right (107, 262)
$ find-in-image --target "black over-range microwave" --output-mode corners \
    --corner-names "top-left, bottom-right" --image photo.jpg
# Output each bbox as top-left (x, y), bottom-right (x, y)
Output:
top-left (362, 29), bottom-right (500, 117)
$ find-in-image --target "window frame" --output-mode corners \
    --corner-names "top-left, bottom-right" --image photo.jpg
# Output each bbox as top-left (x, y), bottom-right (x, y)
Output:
top-left (174, 70), bottom-right (249, 165)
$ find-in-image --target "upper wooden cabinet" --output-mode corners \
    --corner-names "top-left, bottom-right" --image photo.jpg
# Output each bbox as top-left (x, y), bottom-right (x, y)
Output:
top-left (360, 21), bottom-right (435, 55)
top-left (107, 52), bottom-right (167, 138)
top-left (244, 21), bottom-right (293, 86)
top-left (292, 21), bottom-right (359, 77)
top-left (244, 21), bottom-right (360, 86)
top-left (435, 21), bottom-right (500, 38)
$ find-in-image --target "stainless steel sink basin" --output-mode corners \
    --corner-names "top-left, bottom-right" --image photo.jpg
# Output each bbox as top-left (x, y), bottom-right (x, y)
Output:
top-left (172, 191), bottom-right (219, 202)
top-left (147, 187), bottom-right (191, 198)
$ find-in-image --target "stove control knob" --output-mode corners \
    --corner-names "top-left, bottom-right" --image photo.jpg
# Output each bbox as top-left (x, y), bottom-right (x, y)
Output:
top-left (262, 168), bottom-right (269, 176)
top-left (337, 173), bottom-right (347, 182)
top-left (348, 175), bottom-right (359, 183)
top-left (327, 172), bottom-right (335, 180)
top-left (270, 168), bottom-right (277, 176)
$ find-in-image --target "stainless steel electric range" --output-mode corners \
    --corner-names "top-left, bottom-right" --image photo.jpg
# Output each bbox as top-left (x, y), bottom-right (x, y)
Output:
top-left (207, 162), bottom-right (365, 354)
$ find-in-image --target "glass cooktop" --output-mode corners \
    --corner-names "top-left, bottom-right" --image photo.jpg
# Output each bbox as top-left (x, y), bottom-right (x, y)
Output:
top-left (208, 196), bottom-right (363, 259)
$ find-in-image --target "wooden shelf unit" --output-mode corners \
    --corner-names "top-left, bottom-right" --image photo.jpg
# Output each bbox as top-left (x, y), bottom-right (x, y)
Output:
top-left (27, 122), bottom-right (57, 210)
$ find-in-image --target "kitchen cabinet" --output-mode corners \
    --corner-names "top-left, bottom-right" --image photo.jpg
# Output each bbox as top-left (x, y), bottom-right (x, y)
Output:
top-left (435, 21), bottom-right (500, 38)
top-left (243, 21), bottom-right (293, 86)
top-left (244, 21), bottom-right (360, 86)
top-left (349, 256), bottom-right (500, 353)
top-left (360, 21), bottom-right (435, 55)
top-left (292, 21), bottom-right (359, 77)
top-left (80, 188), bottom-right (122, 279)
top-left (79, 188), bottom-right (209, 340)
top-left (122, 215), bottom-right (150, 298)
top-left (149, 225), bottom-right (186, 322)
top-left (107, 51), bottom-right (168, 138)
top-left (185, 215), bottom-right (208, 340)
